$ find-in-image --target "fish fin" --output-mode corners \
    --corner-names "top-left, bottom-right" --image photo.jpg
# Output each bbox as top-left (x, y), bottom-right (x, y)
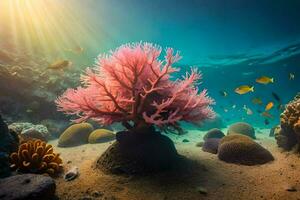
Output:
top-left (270, 78), bottom-right (274, 83)
top-left (250, 86), bottom-right (254, 92)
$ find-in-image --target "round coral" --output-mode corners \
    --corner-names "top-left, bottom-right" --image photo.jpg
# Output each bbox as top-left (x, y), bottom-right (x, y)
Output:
top-left (227, 122), bottom-right (256, 139)
top-left (203, 128), bottom-right (225, 141)
top-left (218, 135), bottom-right (274, 165)
top-left (10, 139), bottom-right (63, 176)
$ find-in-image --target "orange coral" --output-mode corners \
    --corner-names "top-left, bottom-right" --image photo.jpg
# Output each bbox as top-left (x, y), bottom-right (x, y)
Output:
top-left (276, 94), bottom-right (300, 151)
top-left (9, 139), bottom-right (63, 176)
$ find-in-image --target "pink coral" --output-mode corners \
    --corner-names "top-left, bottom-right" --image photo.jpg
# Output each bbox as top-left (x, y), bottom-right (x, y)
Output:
top-left (56, 42), bottom-right (214, 132)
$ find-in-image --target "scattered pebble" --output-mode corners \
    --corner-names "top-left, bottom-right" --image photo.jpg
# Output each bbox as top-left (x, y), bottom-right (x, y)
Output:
top-left (91, 190), bottom-right (103, 197)
top-left (196, 186), bottom-right (207, 195)
top-left (286, 185), bottom-right (297, 192)
top-left (64, 166), bottom-right (79, 181)
top-left (182, 139), bottom-right (189, 143)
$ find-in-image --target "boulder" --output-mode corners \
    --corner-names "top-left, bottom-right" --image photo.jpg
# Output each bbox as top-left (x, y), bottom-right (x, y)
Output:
top-left (0, 174), bottom-right (56, 200)
top-left (58, 123), bottom-right (94, 147)
top-left (227, 122), bottom-right (256, 139)
top-left (218, 135), bottom-right (274, 165)
top-left (88, 129), bottom-right (115, 144)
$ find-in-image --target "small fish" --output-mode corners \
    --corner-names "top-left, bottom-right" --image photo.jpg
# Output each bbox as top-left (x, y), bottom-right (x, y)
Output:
top-left (252, 97), bottom-right (263, 105)
top-left (48, 60), bottom-right (72, 70)
top-left (264, 119), bottom-right (270, 125)
top-left (242, 71), bottom-right (254, 76)
top-left (243, 105), bottom-right (253, 115)
top-left (235, 85), bottom-right (254, 95)
top-left (289, 73), bottom-right (295, 80)
top-left (261, 111), bottom-right (273, 118)
top-left (224, 108), bottom-right (228, 113)
top-left (265, 102), bottom-right (274, 111)
top-left (220, 91), bottom-right (228, 97)
top-left (65, 46), bottom-right (84, 55)
top-left (232, 104), bottom-right (236, 109)
top-left (256, 76), bottom-right (274, 84)
top-left (271, 92), bottom-right (281, 102)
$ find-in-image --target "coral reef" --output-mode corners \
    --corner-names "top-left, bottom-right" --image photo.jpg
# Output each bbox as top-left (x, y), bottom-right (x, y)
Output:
top-left (202, 138), bottom-right (221, 154)
top-left (276, 93), bottom-right (300, 151)
top-left (56, 42), bottom-right (214, 134)
top-left (0, 49), bottom-right (80, 123)
top-left (9, 122), bottom-right (50, 142)
top-left (10, 139), bottom-right (63, 176)
top-left (227, 122), bottom-right (256, 139)
top-left (58, 123), bottom-right (94, 147)
top-left (218, 135), bottom-right (274, 165)
top-left (88, 129), bottom-right (115, 144)
top-left (203, 128), bottom-right (225, 141)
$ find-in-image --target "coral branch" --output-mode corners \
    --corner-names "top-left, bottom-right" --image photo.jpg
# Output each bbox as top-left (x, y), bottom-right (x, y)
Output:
top-left (56, 42), bottom-right (215, 131)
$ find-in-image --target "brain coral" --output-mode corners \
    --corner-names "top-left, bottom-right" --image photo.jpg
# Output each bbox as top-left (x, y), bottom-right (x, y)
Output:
top-left (276, 93), bottom-right (300, 151)
top-left (227, 122), bottom-right (256, 139)
top-left (58, 123), bottom-right (94, 147)
top-left (218, 135), bottom-right (274, 165)
top-left (10, 139), bottom-right (63, 176)
top-left (203, 128), bottom-right (225, 141)
top-left (202, 138), bottom-right (221, 154)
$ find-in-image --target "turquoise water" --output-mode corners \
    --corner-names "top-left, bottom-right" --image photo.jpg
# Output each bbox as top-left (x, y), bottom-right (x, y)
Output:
top-left (0, 0), bottom-right (299, 130)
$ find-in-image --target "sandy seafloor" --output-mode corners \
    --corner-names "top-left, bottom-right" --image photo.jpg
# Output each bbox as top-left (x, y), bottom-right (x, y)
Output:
top-left (49, 128), bottom-right (300, 200)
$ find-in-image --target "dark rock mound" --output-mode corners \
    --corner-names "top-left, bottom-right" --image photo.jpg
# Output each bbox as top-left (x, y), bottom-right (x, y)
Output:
top-left (218, 135), bottom-right (274, 165)
top-left (202, 138), bottom-right (221, 154)
top-left (0, 152), bottom-right (10, 178)
top-left (203, 128), bottom-right (225, 141)
top-left (95, 128), bottom-right (180, 175)
top-left (0, 114), bottom-right (19, 154)
top-left (0, 174), bottom-right (56, 200)
top-left (228, 122), bottom-right (256, 139)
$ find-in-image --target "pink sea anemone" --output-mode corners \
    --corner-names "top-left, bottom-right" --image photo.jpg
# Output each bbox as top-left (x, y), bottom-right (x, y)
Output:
top-left (56, 42), bottom-right (215, 134)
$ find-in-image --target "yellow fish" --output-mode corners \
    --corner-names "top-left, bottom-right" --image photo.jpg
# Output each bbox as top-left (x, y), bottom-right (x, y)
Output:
top-left (265, 102), bottom-right (274, 111)
top-left (252, 97), bottom-right (263, 105)
top-left (235, 85), bottom-right (254, 95)
top-left (48, 60), bottom-right (72, 70)
top-left (256, 76), bottom-right (274, 84)
top-left (289, 73), bottom-right (295, 80)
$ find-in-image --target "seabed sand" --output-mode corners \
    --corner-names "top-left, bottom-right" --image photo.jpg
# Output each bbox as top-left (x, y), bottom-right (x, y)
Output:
top-left (49, 128), bottom-right (300, 200)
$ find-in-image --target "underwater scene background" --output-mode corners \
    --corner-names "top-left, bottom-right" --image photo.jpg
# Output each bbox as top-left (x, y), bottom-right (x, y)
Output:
top-left (1, 1), bottom-right (300, 200)
top-left (0, 0), bottom-right (299, 129)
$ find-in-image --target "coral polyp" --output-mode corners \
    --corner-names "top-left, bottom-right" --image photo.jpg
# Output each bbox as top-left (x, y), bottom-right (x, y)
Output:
top-left (10, 139), bottom-right (63, 176)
